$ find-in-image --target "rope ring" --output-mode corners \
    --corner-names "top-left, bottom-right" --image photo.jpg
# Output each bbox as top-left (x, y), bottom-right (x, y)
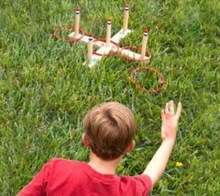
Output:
top-left (130, 66), bottom-right (166, 93)
top-left (93, 38), bottom-right (119, 56)
top-left (53, 26), bottom-right (84, 43)
top-left (120, 46), bottom-right (152, 63)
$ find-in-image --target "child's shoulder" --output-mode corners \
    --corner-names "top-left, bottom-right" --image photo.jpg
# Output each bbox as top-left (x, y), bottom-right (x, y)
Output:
top-left (50, 157), bottom-right (78, 162)
top-left (48, 158), bottom-right (83, 167)
top-left (45, 158), bottom-right (87, 174)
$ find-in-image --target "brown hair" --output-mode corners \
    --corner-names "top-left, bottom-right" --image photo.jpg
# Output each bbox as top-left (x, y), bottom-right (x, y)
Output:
top-left (83, 102), bottom-right (136, 160)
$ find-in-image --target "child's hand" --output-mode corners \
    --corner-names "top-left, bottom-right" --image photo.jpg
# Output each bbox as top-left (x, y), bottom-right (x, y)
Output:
top-left (161, 101), bottom-right (182, 141)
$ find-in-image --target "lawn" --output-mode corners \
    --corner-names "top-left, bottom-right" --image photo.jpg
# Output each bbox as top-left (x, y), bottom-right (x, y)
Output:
top-left (0, 0), bottom-right (220, 195)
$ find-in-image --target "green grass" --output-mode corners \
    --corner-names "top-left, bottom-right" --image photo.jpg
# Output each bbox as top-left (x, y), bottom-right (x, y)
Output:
top-left (1, 0), bottom-right (220, 195)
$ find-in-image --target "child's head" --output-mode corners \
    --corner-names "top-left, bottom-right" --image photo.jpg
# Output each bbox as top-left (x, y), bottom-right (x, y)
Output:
top-left (83, 102), bottom-right (136, 160)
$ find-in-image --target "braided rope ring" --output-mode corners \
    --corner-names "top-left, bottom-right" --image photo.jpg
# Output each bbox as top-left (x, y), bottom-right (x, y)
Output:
top-left (130, 66), bottom-right (166, 93)
top-left (53, 26), bottom-right (84, 43)
top-left (120, 46), bottom-right (152, 63)
top-left (93, 38), bottom-right (120, 56)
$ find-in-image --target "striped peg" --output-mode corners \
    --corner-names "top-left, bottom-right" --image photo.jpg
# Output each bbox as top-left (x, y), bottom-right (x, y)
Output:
top-left (124, 4), bottom-right (129, 11)
top-left (74, 8), bottom-right (81, 36)
top-left (87, 33), bottom-right (94, 62)
top-left (140, 29), bottom-right (149, 60)
top-left (88, 33), bottom-right (94, 42)
top-left (123, 4), bottom-right (129, 33)
top-left (143, 29), bottom-right (149, 37)
top-left (75, 7), bottom-right (80, 15)
top-left (106, 18), bottom-right (112, 47)
top-left (107, 18), bottom-right (112, 25)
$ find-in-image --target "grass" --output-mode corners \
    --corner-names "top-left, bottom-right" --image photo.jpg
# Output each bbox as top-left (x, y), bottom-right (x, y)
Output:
top-left (0, 0), bottom-right (220, 195)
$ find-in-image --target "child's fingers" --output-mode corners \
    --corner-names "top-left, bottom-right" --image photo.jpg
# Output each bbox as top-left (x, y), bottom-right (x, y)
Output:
top-left (175, 102), bottom-right (182, 118)
top-left (165, 102), bottom-right (169, 113)
top-left (165, 100), bottom-right (174, 115)
top-left (169, 100), bottom-right (174, 115)
top-left (161, 109), bottom-right (165, 117)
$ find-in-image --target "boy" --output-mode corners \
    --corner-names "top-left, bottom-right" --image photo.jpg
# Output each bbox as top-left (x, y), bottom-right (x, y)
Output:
top-left (18, 100), bottom-right (182, 196)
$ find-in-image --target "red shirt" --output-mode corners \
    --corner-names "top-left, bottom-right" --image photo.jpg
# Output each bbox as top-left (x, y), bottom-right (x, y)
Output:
top-left (18, 158), bottom-right (152, 196)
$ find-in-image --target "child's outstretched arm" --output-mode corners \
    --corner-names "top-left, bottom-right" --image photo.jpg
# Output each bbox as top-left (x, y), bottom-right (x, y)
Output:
top-left (143, 100), bottom-right (182, 186)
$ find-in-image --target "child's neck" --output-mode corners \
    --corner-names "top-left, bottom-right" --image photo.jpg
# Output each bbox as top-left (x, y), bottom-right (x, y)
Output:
top-left (88, 152), bottom-right (122, 175)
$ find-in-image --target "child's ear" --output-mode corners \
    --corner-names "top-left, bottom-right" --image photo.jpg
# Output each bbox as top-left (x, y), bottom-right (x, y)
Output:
top-left (125, 140), bottom-right (135, 153)
top-left (82, 133), bottom-right (90, 147)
